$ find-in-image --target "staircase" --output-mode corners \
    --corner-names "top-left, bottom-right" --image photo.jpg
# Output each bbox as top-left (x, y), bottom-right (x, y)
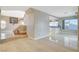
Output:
top-left (14, 25), bottom-right (27, 35)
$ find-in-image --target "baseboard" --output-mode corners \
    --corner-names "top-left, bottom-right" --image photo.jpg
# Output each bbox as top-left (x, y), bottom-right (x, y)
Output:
top-left (28, 34), bottom-right (49, 40)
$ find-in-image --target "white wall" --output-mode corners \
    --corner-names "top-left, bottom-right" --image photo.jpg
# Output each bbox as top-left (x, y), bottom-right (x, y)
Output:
top-left (25, 8), bottom-right (49, 40)
top-left (24, 12), bottom-right (35, 39)
top-left (34, 9), bottom-right (49, 39)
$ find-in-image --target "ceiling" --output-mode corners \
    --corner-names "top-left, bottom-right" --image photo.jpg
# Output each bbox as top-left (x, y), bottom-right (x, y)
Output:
top-left (1, 10), bottom-right (25, 18)
top-left (0, 6), bottom-right (78, 18)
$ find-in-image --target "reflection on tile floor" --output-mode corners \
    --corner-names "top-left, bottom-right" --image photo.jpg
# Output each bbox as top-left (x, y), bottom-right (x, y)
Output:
top-left (64, 36), bottom-right (78, 49)
top-left (49, 33), bottom-right (78, 50)
top-left (49, 35), bottom-right (78, 49)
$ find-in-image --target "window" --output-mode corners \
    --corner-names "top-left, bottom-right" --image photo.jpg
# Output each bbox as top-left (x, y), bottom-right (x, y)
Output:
top-left (1, 20), bottom-right (6, 29)
top-left (49, 21), bottom-right (58, 28)
top-left (64, 19), bottom-right (78, 30)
